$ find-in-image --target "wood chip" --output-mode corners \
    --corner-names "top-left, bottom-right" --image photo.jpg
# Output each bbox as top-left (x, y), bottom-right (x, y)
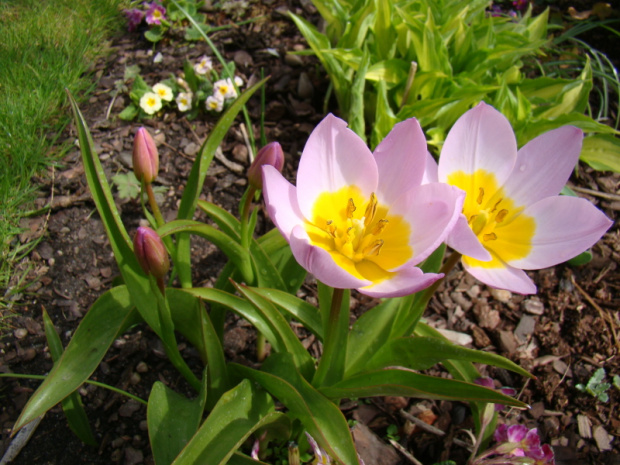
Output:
top-left (577, 414), bottom-right (592, 439)
top-left (593, 425), bottom-right (614, 451)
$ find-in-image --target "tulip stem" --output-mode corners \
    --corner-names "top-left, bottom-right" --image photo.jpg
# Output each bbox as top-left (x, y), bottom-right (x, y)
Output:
top-left (145, 183), bottom-right (165, 228)
top-left (313, 287), bottom-right (347, 389)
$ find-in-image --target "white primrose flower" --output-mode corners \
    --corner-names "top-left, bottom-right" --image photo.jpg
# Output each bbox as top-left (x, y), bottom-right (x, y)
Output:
top-left (140, 92), bottom-right (163, 115)
top-left (152, 83), bottom-right (173, 102)
top-left (206, 94), bottom-right (224, 112)
top-left (234, 75), bottom-right (244, 87)
top-left (176, 92), bottom-right (192, 112)
top-left (194, 55), bottom-right (213, 75)
top-left (213, 78), bottom-right (237, 100)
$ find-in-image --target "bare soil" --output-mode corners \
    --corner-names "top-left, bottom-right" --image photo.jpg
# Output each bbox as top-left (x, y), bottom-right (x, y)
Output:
top-left (1, 1), bottom-right (619, 464)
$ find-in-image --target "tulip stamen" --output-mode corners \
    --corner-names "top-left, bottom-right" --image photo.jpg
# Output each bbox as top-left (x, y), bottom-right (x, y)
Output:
top-left (364, 193), bottom-right (378, 226)
top-left (483, 233), bottom-right (497, 241)
top-left (363, 239), bottom-right (384, 257)
top-left (477, 188), bottom-right (485, 205)
top-left (347, 198), bottom-right (356, 218)
top-left (495, 209), bottom-right (509, 223)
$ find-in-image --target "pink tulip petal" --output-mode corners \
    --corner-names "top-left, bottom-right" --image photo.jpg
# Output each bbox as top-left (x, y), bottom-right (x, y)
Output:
top-left (462, 259), bottom-right (537, 294)
top-left (503, 126), bottom-right (583, 206)
top-left (438, 102), bottom-right (516, 187)
top-left (262, 166), bottom-right (305, 240)
top-left (422, 152), bottom-right (439, 184)
top-left (359, 266), bottom-right (442, 298)
top-left (389, 183), bottom-right (465, 265)
top-left (289, 226), bottom-right (371, 290)
top-left (446, 215), bottom-right (492, 261)
top-left (373, 118), bottom-right (426, 204)
top-left (297, 114), bottom-right (378, 219)
top-left (508, 196), bottom-right (612, 269)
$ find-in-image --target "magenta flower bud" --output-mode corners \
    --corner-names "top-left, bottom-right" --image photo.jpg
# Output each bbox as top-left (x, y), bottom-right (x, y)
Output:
top-left (248, 142), bottom-right (284, 189)
top-left (133, 226), bottom-right (170, 278)
top-left (132, 127), bottom-right (159, 184)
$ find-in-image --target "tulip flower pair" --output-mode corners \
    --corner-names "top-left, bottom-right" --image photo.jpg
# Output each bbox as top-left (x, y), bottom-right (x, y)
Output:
top-left (262, 104), bottom-right (611, 296)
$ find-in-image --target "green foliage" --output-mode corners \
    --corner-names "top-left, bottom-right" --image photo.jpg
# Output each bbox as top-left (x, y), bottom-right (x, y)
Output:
top-left (0, 0), bottom-right (123, 311)
top-left (576, 367), bottom-right (615, 403)
top-left (293, 0), bottom-right (619, 166)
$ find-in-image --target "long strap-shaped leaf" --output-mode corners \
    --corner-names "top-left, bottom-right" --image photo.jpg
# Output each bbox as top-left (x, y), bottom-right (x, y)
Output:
top-left (232, 353), bottom-right (361, 465)
top-left (14, 286), bottom-right (139, 431)
top-left (175, 78), bottom-right (268, 286)
top-left (42, 309), bottom-right (96, 446)
top-left (171, 379), bottom-right (275, 465)
top-left (320, 367), bottom-right (528, 408)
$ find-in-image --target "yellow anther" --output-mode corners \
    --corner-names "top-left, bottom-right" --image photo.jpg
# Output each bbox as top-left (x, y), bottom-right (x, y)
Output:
top-left (364, 193), bottom-right (378, 226)
top-left (325, 220), bottom-right (336, 236)
top-left (363, 239), bottom-right (384, 256)
top-left (483, 232), bottom-right (497, 241)
top-left (491, 198), bottom-right (503, 213)
top-left (495, 209), bottom-right (509, 223)
top-left (477, 187), bottom-right (485, 205)
top-left (347, 198), bottom-right (356, 218)
top-left (371, 219), bottom-right (388, 235)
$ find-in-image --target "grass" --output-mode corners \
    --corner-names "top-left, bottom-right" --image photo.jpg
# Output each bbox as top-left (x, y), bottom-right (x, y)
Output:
top-left (0, 0), bottom-right (125, 326)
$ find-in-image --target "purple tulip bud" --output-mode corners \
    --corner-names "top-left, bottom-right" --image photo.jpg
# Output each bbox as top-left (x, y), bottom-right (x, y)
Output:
top-left (133, 226), bottom-right (169, 278)
top-left (132, 127), bottom-right (159, 184)
top-left (248, 142), bottom-right (284, 190)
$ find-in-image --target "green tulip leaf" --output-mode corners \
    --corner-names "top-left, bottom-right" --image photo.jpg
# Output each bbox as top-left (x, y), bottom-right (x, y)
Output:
top-left (14, 286), bottom-right (139, 432)
top-left (148, 376), bottom-right (207, 465)
top-left (171, 380), bottom-right (275, 465)
top-left (232, 354), bottom-right (361, 465)
top-left (42, 309), bottom-right (96, 446)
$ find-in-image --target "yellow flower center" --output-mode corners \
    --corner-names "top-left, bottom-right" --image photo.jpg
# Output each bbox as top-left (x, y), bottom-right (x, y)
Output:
top-left (147, 97), bottom-right (157, 107)
top-left (305, 186), bottom-right (412, 283)
top-left (447, 169), bottom-right (536, 268)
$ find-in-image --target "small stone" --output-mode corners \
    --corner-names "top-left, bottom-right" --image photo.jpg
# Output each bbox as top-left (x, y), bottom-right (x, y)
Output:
top-left (490, 288), bottom-right (512, 303)
top-left (119, 399), bottom-right (141, 417)
top-left (499, 330), bottom-right (518, 354)
top-left (593, 425), bottom-right (614, 451)
top-left (515, 315), bottom-right (537, 342)
top-left (529, 402), bottom-right (545, 420)
top-left (284, 53), bottom-right (304, 66)
top-left (472, 325), bottom-right (492, 348)
top-left (14, 328), bottom-right (28, 339)
top-left (136, 361), bottom-right (148, 373)
top-left (297, 72), bottom-right (314, 99)
top-left (552, 359), bottom-right (572, 377)
top-left (124, 446), bottom-right (144, 465)
top-left (384, 396), bottom-right (408, 412)
top-left (436, 328), bottom-right (473, 346)
top-left (184, 142), bottom-right (200, 157)
top-left (130, 372), bottom-right (141, 385)
top-left (523, 298), bottom-right (545, 315)
top-left (233, 50), bottom-right (253, 68)
top-left (352, 422), bottom-right (400, 465)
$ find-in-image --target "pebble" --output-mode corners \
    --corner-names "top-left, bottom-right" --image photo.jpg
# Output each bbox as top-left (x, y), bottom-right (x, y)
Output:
top-left (523, 298), bottom-right (545, 315)
top-left (352, 422), bottom-right (400, 465)
top-left (577, 414), bottom-right (592, 439)
top-left (13, 328), bottom-right (28, 339)
top-left (499, 330), bottom-right (518, 354)
top-left (136, 361), bottom-right (148, 373)
top-left (514, 315), bottom-right (536, 342)
top-left (593, 425), bottom-right (614, 451)
top-left (184, 142), bottom-right (200, 157)
top-left (297, 71), bottom-right (314, 99)
top-left (124, 446), bottom-right (144, 465)
top-left (119, 399), bottom-right (141, 417)
top-left (490, 288), bottom-right (512, 303)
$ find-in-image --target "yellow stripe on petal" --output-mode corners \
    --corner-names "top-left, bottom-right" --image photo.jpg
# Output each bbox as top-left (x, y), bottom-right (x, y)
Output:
top-left (305, 186), bottom-right (412, 283)
top-left (447, 169), bottom-right (535, 267)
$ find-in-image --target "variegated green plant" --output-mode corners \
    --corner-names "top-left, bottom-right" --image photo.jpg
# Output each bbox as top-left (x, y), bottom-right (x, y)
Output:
top-left (291, 0), bottom-right (620, 170)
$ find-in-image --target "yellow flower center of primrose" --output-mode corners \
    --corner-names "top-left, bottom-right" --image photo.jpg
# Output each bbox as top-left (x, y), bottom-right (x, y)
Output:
top-left (305, 186), bottom-right (412, 283)
top-left (447, 169), bottom-right (535, 268)
top-left (147, 97), bottom-right (157, 107)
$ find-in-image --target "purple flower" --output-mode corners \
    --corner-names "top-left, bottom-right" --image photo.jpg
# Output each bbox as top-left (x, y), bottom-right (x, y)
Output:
top-left (474, 377), bottom-right (517, 411)
top-left (513, 0), bottom-right (529, 11)
top-left (124, 8), bottom-right (145, 32)
top-left (494, 424), bottom-right (543, 457)
top-left (145, 2), bottom-right (166, 25)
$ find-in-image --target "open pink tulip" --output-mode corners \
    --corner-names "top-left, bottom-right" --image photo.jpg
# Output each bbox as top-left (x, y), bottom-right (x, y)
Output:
top-left (434, 102), bottom-right (612, 294)
top-left (262, 114), bottom-right (465, 298)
